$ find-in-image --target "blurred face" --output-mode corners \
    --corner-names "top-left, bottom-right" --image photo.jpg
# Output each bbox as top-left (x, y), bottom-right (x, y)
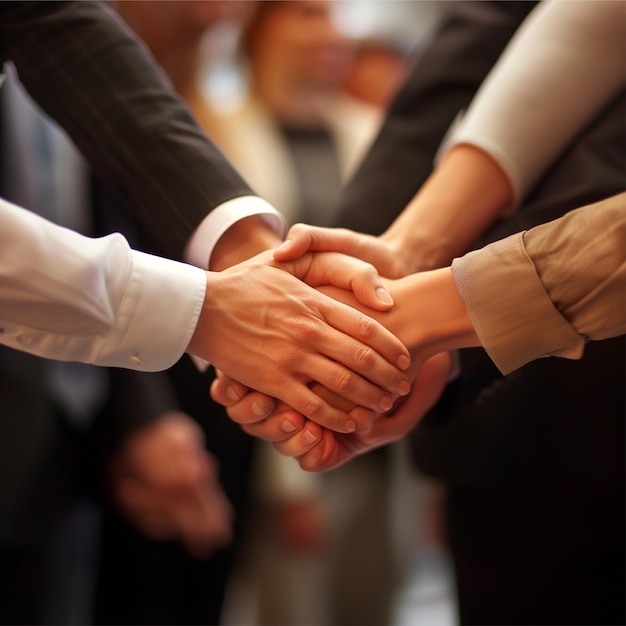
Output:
top-left (247, 0), bottom-right (356, 89)
top-left (117, 1), bottom-right (253, 47)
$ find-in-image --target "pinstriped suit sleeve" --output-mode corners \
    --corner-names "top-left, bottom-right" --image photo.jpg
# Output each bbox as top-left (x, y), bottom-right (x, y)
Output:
top-left (0, 1), bottom-right (259, 260)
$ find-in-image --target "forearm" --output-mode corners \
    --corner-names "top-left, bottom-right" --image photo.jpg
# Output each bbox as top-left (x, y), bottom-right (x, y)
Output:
top-left (382, 144), bottom-right (513, 272)
top-left (380, 1), bottom-right (625, 273)
top-left (440, 0), bottom-right (626, 205)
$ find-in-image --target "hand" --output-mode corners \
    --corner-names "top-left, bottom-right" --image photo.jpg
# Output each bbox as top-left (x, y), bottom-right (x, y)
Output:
top-left (274, 223), bottom-right (412, 279)
top-left (108, 412), bottom-right (234, 558)
top-left (211, 352), bottom-right (453, 472)
top-left (188, 249), bottom-right (411, 434)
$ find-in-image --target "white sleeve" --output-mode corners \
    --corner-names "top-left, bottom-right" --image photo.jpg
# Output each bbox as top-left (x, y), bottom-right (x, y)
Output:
top-left (438, 0), bottom-right (626, 208)
top-left (184, 195), bottom-right (285, 269)
top-left (0, 197), bottom-right (206, 371)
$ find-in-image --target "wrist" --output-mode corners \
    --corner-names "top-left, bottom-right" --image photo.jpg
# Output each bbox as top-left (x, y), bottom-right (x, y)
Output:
top-left (210, 215), bottom-right (282, 270)
top-left (387, 268), bottom-right (480, 357)
top-left (382, 229), bottom-right (454, 274)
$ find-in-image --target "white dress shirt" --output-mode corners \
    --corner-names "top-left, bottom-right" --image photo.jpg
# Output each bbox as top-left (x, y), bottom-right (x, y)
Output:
top-left (0, 196), bottom-right (207, 371)
top-left (0, 66), bottom-right (285, 371)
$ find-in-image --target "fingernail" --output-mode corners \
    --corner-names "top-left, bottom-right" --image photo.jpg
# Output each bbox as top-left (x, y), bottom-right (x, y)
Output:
top-left (397, 354), bottom-right (411, 370)
top-left (376, 286), bottom-right (393, 305)
top-left (275, 239), bottom-right (292, 252)
top-left (303, 429), bottom-right (320, 444)
top-left (397, 379), bottom-right (411, 396)
top-left (281, 418), bottom-right (298, 433)
top-left (252, 400), bottom-right (272, 417)
top-left (344, 419), bottom-right (356, 433)
top-left (226, 386), bottom-right (242, 402)
top-left (379, 396), bottom-right (393, 412)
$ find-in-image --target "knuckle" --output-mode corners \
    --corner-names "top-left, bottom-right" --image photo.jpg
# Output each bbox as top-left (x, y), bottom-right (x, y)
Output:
top-left (363, 262), bottom-right (377, 277)
top-left (292, 317), bottom-right (320, 342)
top-left (333, 368), bottom-right (354, 393)
top-left (357, 313), bottom-right (376, 339)
top-left (301, 395), bottom-right (324, 419)
top-left (354, 344), bottom-right (375, 370)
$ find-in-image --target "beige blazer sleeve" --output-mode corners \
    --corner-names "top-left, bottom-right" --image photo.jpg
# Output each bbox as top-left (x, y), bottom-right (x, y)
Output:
top-left (451, 193), bottom-right (626, 375)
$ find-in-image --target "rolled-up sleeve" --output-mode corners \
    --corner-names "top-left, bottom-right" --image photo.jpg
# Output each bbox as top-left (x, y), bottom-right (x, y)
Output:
top-left (452, 194), bottom-right (626, 374)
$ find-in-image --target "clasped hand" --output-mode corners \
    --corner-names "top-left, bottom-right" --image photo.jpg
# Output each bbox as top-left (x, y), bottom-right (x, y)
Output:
top-left (187, 246), bottom-right (412, 434)
top-left (208, 223), bottom-right (463, 471)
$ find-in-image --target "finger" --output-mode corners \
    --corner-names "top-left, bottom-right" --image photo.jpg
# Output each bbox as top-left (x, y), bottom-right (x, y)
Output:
top-left (290, 252), bottom-right (395, 311)
top-left (275, 225), bottom-right (400, 278)
top-left (273, 421), bottom-right (324, 457)
top-left (210, 371), bottom-right (254, 407)
top-left (296, 429), bottom-right (341, 472)
top-left (322, 295), bottom-right (410, 373)
top-left (314, 300), bottom-right (411, 396)
top-left (240, 408), bottom-right (307, 442)
top-left (220, 389), bottom-right (281, 425)
top-left (275, 224), bottom-right (375, 264)
top-left (299, 353), bottom-right (393, 427)
top-left (383, 352), bottom-right (452, 425)
top-left (174, 488), bottom-right (234, 557)
top-left (271, 377), bottom-right (368, 433)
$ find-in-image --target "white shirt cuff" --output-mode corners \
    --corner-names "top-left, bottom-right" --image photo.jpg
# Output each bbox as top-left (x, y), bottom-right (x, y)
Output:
top-left (184, 195), bottom-right (286, 269)
top-left (96, 250), bottom-right (207, 372)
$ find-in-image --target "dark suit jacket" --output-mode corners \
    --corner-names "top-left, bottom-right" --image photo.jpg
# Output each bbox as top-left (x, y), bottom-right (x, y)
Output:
top-left (0, 94), bottom-right (254, 626)
top-left (0, 3), bottom-right (259, 620)
top-left (0, 0), bottom-right (253, 260)
top-left (334, 2), bottom-right (625, 624)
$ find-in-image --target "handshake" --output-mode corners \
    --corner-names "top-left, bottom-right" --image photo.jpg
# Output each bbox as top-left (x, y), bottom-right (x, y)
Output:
top-left (196, 193), bottom-right (625, 473)
top-left (193, 221), bottom-right (480, 473)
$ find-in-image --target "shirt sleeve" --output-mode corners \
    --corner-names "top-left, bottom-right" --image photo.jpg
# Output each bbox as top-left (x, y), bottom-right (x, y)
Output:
top-left (0, 197), bottom-right (207, 371)
top-left (451, 193), bottom-right (626, 375)
top-left (438, 0), bottom-right (626, 208)
top-left (185, 196), bottom-right (285, 270)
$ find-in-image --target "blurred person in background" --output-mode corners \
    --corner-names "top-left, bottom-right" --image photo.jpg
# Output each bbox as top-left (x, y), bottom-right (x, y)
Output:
top-left (0, 64), bottom-right (235, 626)
top-left (117, 1), bottom-right (426, 624)
top-left (0, 2), bottom-right (411, 624)
top-left (214, 1), bottom-right (626, 624)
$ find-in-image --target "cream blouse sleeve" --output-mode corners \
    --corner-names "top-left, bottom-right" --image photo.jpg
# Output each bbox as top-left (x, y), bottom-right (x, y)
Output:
top-left (438, 0), bottom-right (626, 209)
top-left (451, 193), bottom-right (626, 375)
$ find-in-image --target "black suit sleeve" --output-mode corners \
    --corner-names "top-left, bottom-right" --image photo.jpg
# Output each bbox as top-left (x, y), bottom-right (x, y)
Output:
top-left (0, 1), bottom-right (253, 259)
top-left (335, 1), bottom-right (537, 234)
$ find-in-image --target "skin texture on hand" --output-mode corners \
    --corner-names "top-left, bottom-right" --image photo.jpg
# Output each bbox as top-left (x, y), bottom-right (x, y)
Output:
top-left (207, 265), bottom-right (479, 468)
top-left (107, 411), bottom-right (233, 558)
top-left (188, 249), bottom-right (411, 434)
top-left (275, 226), bottom-right (409, 279)
top-left (212, 352), bottom-right (453, 472)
